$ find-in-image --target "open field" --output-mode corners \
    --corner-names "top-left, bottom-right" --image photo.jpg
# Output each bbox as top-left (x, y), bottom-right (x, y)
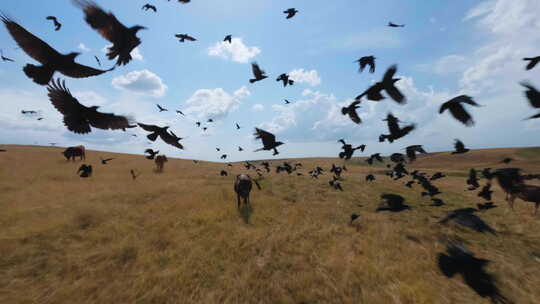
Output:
top-left (1, 145), bottom-right (540, 304)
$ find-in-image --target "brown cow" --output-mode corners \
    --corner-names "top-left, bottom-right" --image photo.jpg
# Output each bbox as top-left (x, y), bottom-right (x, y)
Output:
top-left (155, 155), bottom-right (168, 173)
top-left (63, 145), bottom-right (85, 161)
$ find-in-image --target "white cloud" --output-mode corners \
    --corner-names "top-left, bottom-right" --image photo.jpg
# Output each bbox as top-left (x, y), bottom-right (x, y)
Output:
top-left (112, 69), bottom-right (167, 97)
top-left (207, 38), bottom-right (261, 63)
top-left (252, 104), bottom-right (265, 112)
top-left (184, 86), bottom-right (251, 120)
top-left (102, 45), bottom-right (143, 61)
top-left (288, 69), bottom-right (321, 87)
top-left (73, 91), bottom-right (107, 106)
top-left (78, 43), bottom-right (91, 52)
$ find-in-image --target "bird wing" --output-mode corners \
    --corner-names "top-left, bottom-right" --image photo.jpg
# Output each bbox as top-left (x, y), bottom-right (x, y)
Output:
top-left (137, 122), bottom-right (162, 132)
top-left (73, 0), bottom-right (127, 43)
top-left (87, 110), bottom-right (134, 131)
top-left (453, 95), bottom-right (480, 107)
top-left (47, 79), bottom-right (86, 116)
top-left (1, 15), bottom-right (61, 64)
top-left (347, 108), bottom-right (362, 124)
top-left (60, 62), bottom-right (112, 78)
top-left (254, 128), bottom-right (276, 146)
top-left (448, 104), bottom-right (474, 126)
top-left (520, 82), bottom-right (540, 108)
top-left (161, 131), bottom-right (184, 149)
top-left (251, 62), bottom-right (264, 77)
top-left (382, 64), bottom-right (397, 83)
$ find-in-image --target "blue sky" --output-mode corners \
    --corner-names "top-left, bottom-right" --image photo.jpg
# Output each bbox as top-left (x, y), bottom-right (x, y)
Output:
top-left (0, 0), bottom-right (539, 162)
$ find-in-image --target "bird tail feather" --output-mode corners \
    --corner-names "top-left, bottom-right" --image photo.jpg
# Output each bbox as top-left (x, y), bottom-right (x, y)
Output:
top-left (249, 79), bottom-right (256, 83)
top-left (23, 64), bottom-right (54, 85)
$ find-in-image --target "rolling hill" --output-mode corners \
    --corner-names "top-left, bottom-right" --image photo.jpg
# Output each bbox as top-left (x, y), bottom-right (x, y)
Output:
top-left (1, 145), bottom-right (540, 304)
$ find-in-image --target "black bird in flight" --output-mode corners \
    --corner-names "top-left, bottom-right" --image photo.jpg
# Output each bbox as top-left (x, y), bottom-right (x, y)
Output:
top-left (47, 79), bottom-right (135, 134)
top-left (438, 243), bottom-right (509, 304)
top-left (130, 169), bottom-right (140, 180)
top-left (202, 127), bottom-right (207, 131)
top-left (388, 22), bottom-right (405, 27)
top-left (77, 164), bottom-right (93, 178)
top-left (156, 104), bottom-right (168, 112)
top-left (223, 35), bottom-right (232, 43)
top-left (341, 100), bottom-right (362, 124)
top-left (220, 154), bottom-right (227, 160)
top-left (21, 110), bottom-right (37, 114)
top-left (439, 208), bottom-right (496, 234)
top-left (452, 139), bottom-right (470, 154)
top-left (440, 95), bottom-right (481, 126)
top-left (283, 8), bottom-right (298, 19)
top-left (176, 0), bottom-right (191, 3)
top-left (355, 56), bottom-right (375, 73)
top-left (94, 55), bottom-right (101, 66)
top-left (366, 153), bottom-right (383, 165)
top-left (276, 73), bottom-right (294, 87)
top-left (254, 128), bottom-right (284, 156)
top-left (249, 62), bottom-right (268, 83)
top-left (0, 49), bottom-right (14, 62)
top-left (176, 110), bottom-right (184, 115)
top-left (284, 99), bottom-right (291, 104)
top-left (100, 157), bottom-right (114, 164)
top-left (356, 64), bottom-right (406, 104)
top-left (467, 168), bottom-right (480, 190)
top-left (235, 123), bottom-right (241, 130)
top-left (365, 174), bottom-right (375, 182)
top-left (46, 16), bottom-right (62, 31)
top-left (73, 0), bottom-right (147, 66)
top-left (216, 147), bottom-right (220, 152)
top-left (338, 140), bottom-right (365, 160)
top-left (144, 148), bottom-right (159, 160)
top-left (523, 56), bottom-right (540, 70)
top-left (520, 82), bottom-right (540, 119)
top-left (37, 117), bottom-right (44, 121)
top-left (175, 33), bottom-right (196, 42)
top-left (1, 15), bottom-right (113, 85)
top-left (138, 123), bottom-right (184, 149)
top-left (405, 145), bottom-right (427, 162)
top-left (376, 194), bottom-right (410, 212)
top-left (207, 118), bottom-right (214, 123)
top-left (478, 183), bottom-right (493, 201)
top-left (195, 121), bottom-right (201, 127)
top-left (142, 4), bottom-right (157, 12)
top-left (238, 146), bottom-right (243, 151)
top-left (381, 113), bottom-right (415, 143)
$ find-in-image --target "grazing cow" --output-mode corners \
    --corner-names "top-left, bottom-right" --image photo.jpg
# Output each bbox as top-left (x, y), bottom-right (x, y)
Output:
top-left (155, 155), bottom-right (168, 173)
top-left (507, 184), bottom-right (540, 215)
top-left (63, 145), bottom-right (85, 161)
top-left (234, 174), bottom-right (253, 208)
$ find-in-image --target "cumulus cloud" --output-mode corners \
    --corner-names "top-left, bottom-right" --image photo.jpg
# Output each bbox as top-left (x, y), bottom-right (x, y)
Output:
top-left (207, 38), bottom-right (261, 63)
top-left (288, 69), bottom-right (321, 87)
top-left (112, 70), bottom-right (167, 97)
top-left (78, 43), bottom-right (91, 52)
top-left (252, 104), bottom-right (265, 112)
top-left (184, 86), bottom-right (251, 120)
top-left (102, 45), bottom-right (143, 61)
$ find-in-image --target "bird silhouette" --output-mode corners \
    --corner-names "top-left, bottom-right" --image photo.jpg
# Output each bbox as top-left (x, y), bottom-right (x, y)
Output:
top-left (77, 164), bottom-right (93, 178)
top-left (224, 35), bottom-right (232, 43)
top-left (130, 169), bottom-right (140, 180)
top-left (440, 95), bottom-right (481, 126)
top-left (238, 146), bottom-right (243, 152)
top-left (341, 100), bottom-right (362, 124)
top-left (452, 139), bottom-right (470, 154)
top-left (195, 122), bottom-right (201, 127)
top-left (254, 128), bottom-right (284, 156)
top-left (46, 16), bottom-right (62, 31)
top-left (339, 141), bottom-right (366, 160)
top-left (220, 154), bottom-right (227, 160)
top-left (366, 174), bottom-right (375, 182)
top-left (523, 56), bottom-right (540, 70)
top-left (405, 145), bottom-right (427, 162)
top-left (235, 123), bottom-right (241, 130)
top-left (220, 170), bottom-right (228, 177)
top-left (376, 194), bottom-right (410, 212)
top-left (21, 110), bottom-right (37, 114)
top-left (284, 99), bottom-right (291, 104)
top-left (175, 33), bottom-right (196, 42)
top-left (73, 0), bottom-right (147, 66)
top-left (144, 149), bottom-right (159, 160)
top-left (520, 82), bottom-right (540, 119)
top-left (0, 49), bottom-right (14, 62)
top-left (388, 22), bottom-right (405, 27)
top-left (142, 4), bottom-right (157, 12)
top-left (467, 168), bottom-right (480, 190)
top-left (478, 183), bottom-right (493, 201)
top-left (47, 79), bottom-right (135, 134)
top-left (100, 157), bottom-right (114, 164)
top-left (355, 56), bottom-right (375, 73)
top-left (381, 113), bottom-right (415, 143)
top-left (276, 73), bottom-right (294, 87)
top-left (176, 110), bottom-right (184, 115)
top-left (438, 243), bottom-right (510, 304)
top-left (283, 8), bottom-right (298, 19)
top-left (356, 65), bottom-right (406, 104)
top-left (366, 153), bottom-right (383, 165)
top-left (94, 55), bottom-right (101, 66)
top-left (439, 208), bottom-right (496, 234)
top-left (138, 123), bottom-right (184, 149)
top-left (156, 104), bottom-right (168, 112)
top-left (207, 118), bottom-right (214, 123)
top-left (249, 62), bottom-right (267, 83)
top-left (1, 15), bottom-right (113, 85)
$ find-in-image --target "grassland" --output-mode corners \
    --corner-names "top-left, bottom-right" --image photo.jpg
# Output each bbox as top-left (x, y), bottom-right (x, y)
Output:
top-left (1, 145), bottom-right (540, 304)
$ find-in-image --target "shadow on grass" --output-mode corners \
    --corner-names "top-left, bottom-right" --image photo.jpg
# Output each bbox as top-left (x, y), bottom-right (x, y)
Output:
top-left (238, 204), bottom-right (253, 224)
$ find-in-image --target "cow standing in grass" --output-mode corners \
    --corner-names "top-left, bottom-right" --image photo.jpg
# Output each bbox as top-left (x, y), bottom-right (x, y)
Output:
top-left (155, 155), bottom-right (168, 173)
top-left (234, 174), bottom-right (253, 208)
top-left (63, 145), bottom-right (85, 161)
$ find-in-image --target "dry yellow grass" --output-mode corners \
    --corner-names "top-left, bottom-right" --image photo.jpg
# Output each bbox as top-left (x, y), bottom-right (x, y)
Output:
top-left (1, 145), bottom-right (540, 304)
